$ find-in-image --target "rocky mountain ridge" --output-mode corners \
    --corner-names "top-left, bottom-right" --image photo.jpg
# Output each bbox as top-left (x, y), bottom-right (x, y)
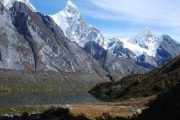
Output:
top-left (108, 29), bottom-right (180, 69)
top-left (0, 0), bottom-right (180, 79)
top-left (51, 0), bottom-right (180, 75)
top-left (0, 0), bottom-right (107, 82)
top-left (50, 1), bottom-right (147, 76)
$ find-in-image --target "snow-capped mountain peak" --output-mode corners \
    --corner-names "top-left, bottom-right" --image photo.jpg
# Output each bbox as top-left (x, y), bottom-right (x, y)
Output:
top-left (124, 28), bottom-right (163, 57)
top-left (2, 0), bottom-right (36, 11)
top-left (51, 0), bottom-right (106, 48)
top-left (108, 28), bottom-right (163, 57)
top-left (65, 0), bottom-right (78, 11)
top-left (51, 0), bottom-right (81, 36)
top-left (128, 28), bottom-right (157, 49)
top-left (144, 27), bottom-right (153, 35)
top-left (63, 0), bottom-right (80, 18)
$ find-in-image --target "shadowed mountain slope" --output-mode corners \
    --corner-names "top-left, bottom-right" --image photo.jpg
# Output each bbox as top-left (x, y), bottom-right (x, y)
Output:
top-left (90, 56), bottom-right (180, 101)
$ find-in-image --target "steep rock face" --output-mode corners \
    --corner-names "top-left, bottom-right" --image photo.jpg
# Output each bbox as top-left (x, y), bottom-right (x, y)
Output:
top-left (84, 41), bottom-right (107, 66)
top-left (84, 41), bottom-right (145, 76)
top-left (51, 0), bottom-right (106, 48)
top-left (0, 2), bottom-right (35, 70)
top-left (83, 39), bottom-right (146, 76)
top-left (136, 54), bottom-right (158, 69)
top-left (108, 38), bottom-right (136, 59)
top-left (103, 52), bottom-right (145, 75)
top-left (0, 1), bottom-right (105, 76)
top-left (156, 35), bottom-right (180, 66)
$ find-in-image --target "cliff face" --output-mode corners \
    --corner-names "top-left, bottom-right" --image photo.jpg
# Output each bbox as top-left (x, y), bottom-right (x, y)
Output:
top-left (0, 2), bottom-right (106, 76)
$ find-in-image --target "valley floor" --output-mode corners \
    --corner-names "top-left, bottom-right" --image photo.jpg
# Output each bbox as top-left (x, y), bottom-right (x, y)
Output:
top-left (0, 96), bottom-right (155, 119)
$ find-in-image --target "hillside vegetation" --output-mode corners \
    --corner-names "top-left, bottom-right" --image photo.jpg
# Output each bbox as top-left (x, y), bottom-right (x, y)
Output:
top-left (89, 56), bottom-right (180, 101)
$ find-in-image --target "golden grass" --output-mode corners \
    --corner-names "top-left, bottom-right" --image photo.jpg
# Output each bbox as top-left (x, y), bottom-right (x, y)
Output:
top-left (0, 96), bottom-right (154, 119)
top-left (68, 104), bottom-right (135, 119)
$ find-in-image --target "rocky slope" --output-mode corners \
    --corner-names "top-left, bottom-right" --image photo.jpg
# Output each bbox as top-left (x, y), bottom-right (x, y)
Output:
top-left (84, 41), bottom-right (145, 76)
top-left (89, 55), bottom-right (180, 101)
top-left (0, 1), bottom-right (109, 83)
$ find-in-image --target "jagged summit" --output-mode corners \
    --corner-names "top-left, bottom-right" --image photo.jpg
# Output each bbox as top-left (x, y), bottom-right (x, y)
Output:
top-left (128, 28), bottom-right (158, 47)
top-left (66, 0), bottom-right (78, 10)
top-left (51, 0), bottom-right (105, 48)
top-left (57, 0), bottom-right (79, 14)
top-left (2, 0), bottom-right (36, 11)
top-left (107, 27), bottom-right (180, 69)
top-left (123, 28), bottom-right (161, 57)
top-left (144, 27), bottom-right (153, 35)
top-left (107, 28), bottom-right (161, 57)
top-left (63, 0), bottom-right (80, 17)
top-left (51, 0), bottom-right (81, 36)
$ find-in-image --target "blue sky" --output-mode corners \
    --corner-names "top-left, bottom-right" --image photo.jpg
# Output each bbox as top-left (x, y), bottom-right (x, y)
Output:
top-left (30, 0), bottom-right (180, 42)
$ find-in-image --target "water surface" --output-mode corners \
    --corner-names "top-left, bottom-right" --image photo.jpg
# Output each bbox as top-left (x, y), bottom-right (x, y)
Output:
top-left (0, 83), bottom-right (100, 105)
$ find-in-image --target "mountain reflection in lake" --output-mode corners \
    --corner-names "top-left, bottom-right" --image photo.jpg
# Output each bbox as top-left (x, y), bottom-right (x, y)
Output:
top-left (0, 82), bottom-right (100, 105)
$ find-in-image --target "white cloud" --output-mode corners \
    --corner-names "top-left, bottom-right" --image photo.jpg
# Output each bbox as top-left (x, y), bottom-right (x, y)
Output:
top-left (81, 0), bottom-right (180, 42)
top-left (87, 0), bottom-right (180, 27)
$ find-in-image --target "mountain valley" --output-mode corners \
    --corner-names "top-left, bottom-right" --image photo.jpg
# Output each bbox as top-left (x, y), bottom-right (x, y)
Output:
top-left (0, 0), bottom-right (180, 119)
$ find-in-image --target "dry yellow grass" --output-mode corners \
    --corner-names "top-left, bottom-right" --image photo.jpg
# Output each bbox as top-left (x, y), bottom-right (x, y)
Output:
top-left (68, 104), bottom-right (135, 118)
top-left (66, 96), bottom-right (155, 119)
top-left (0, 96), bottom-right (155, 119)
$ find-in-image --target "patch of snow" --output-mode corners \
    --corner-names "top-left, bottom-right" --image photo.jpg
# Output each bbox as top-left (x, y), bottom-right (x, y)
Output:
top-left (107, 28), bottom-right (163, 58)
top-left (112, 28), bottom-right (162, 57)
top-left (51, 11), bottom-right (69, 36)
top-left (2, 0), bottom-right (36, 12)
top-left (126, 28), bottom-right (162, 57)
top-left (50, 0), bottom-right (80, 36)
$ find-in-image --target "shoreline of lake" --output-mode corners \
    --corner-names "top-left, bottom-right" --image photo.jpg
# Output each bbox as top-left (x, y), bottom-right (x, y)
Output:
top-left (0, 96), bottom-right (154, 119)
